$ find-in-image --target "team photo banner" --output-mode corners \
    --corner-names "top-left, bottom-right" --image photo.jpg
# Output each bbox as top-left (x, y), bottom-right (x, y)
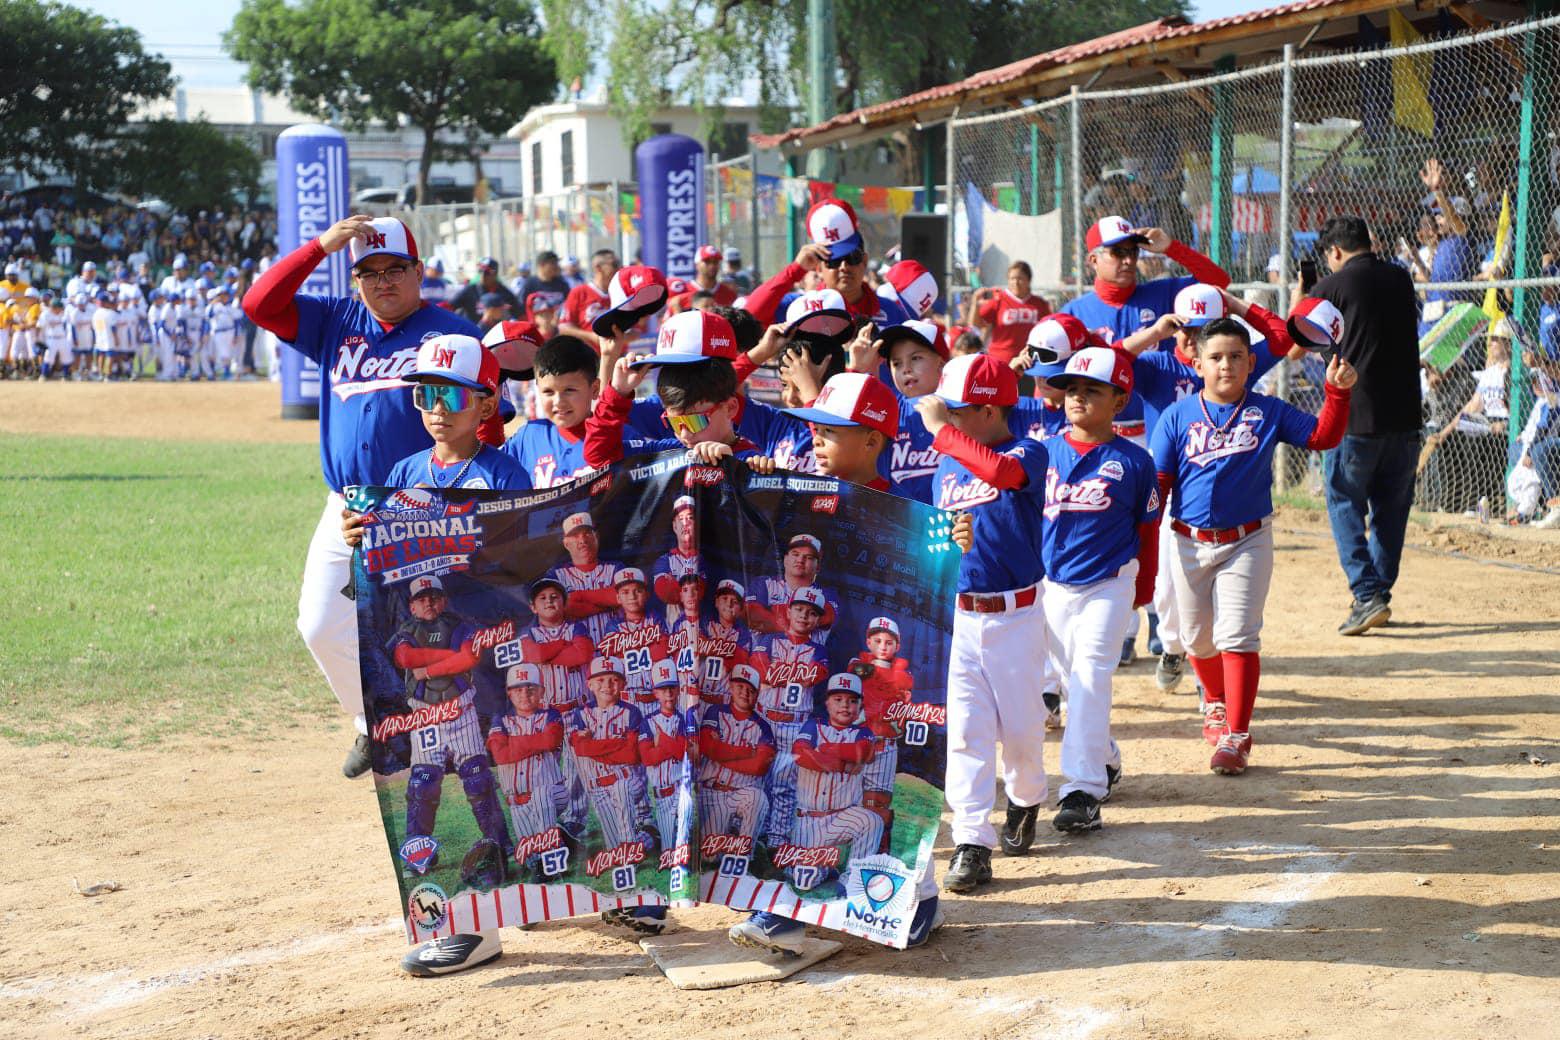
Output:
top-left (350, 453), bottom-right (958, 949)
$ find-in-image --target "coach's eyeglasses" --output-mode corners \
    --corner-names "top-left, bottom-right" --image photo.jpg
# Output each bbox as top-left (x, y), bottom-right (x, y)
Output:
top-left (662, 404), bottom-right (720, 438)
top-left (356, 263), bottom-right (413, 286)
top-left (1105, 245), bottom-right (1140, 260)
top-left (823, 250), bottom-right (865, 268)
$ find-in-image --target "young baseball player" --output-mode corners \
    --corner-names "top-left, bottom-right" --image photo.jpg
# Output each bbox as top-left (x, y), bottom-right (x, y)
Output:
top-left (1036, 347), bottom-right (1161, 835)
top-left (486, 664), bottom-right (567, 884)
top-left (914, 353), bottom-right (1050, 894)
top-left (781, 370), bottom-right (900, 490)
top-left (499, 335), bottom-right (601, 487)
top-left (182, 287), bottom-right (204, 379)
top-left (697, 664), bottom-right (776, 857)
top-left (785, 674), bottom-right (881, 878)
top-left (520, 577), bottom-right (593, 840)
top-left (1151, 317), bottom-right (1356, 775)
top-left (694, 579), bottom-right (754, 707)
top-left (548, 513), bottom-right (621, 645)
top-left (594, 568), bottom-right (671, 710)
top-left (851, 617), bottom-right (913, 852)
top-left (639, 659), bottom-right (697, 868)
top-left (205, 285), bottom-right (239, 379)
top-left (37, 296), bottom-right (71, 381)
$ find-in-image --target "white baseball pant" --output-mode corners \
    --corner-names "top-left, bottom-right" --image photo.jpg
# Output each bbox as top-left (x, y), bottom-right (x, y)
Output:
top-left (651, 780), bottom-right (692, 855)
top-left (862, 737), bottom-right (897, 794)
top-left (42, 336), bottom-right (72, 370)
top-left (409, 698), bottom-right (486, 769)
top-left (1169, 522), bottom-right (1274, 657)
top-left (1045, 562), bottom-right (1138, 802)
top-left (297, 492), bottom-right (367, 734)
top-left (587, 774), bottom-right (641, 850)
top-left (699, 784), bottom-right (767, 842)
top-left (506, 781), bottom-right (565, 847)
top-left (945, 591), bottom-right (1050, 849)
top-left (790, 806), bottom-right (882, 859)
top-left (762, 719), bottom-right (805, 846)
top-left (1151, 517), bottom-right (1185, 656)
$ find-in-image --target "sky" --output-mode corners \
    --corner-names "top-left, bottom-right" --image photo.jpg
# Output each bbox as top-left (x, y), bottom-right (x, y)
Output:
top-left (79, 0), bottom-right (1275, 92)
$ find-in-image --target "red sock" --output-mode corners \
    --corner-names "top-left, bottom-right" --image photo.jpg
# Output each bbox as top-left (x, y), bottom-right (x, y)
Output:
top-left (1223, 651), bottom-right (1261, 733)
top-left (1190, 654), bottom-right (1225, 704)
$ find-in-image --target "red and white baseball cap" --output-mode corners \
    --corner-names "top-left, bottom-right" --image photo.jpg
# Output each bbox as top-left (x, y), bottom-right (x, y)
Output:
top-left (591, 264), bottom-right (669, 336)
top-left (632, 308), bottom-right (739, 367)
top-left (1287, 297), bottom-right (1345, 351)
top-left (562, 511), bottom-right (594, 535)
top-left (408, 575), bottom-right (445, 598)
top-left (1047, 345), bottom-right (1135, 396)
top-left (589, 655), bottom-right (625, 679)
top-left (696, 244), bottom-right (722, 263)
top-left (1174, 283), bottom-right (1227, 328)
top-left (880, 260), bottom-right (939, 318)
top-left (651, 658), bottom-right (680, 689)
top-left (1084, 215), bottom-right (1148, 254)
top-left (782, 372), bottom-right (898, 439)
top-left (877, 318), bottom-right (950, 360)
top-left (673, 494), bottom-right (695, 514)
top-left (481, 319), bottom-right (545, 376)
top-left (614, 567), bottom-right (647, 587)
top-left (408, 333), bottom-right (500, 394)
top-left (1026, 313), bottom-right (1092, 366)
top-left (867, 616), bottom-right (900, 639)
top-left (348, 217), bottom-right (419, 267)
top-left (729, 664), bottom-right (761, 690)
top-left (936, 352), bottom-right (1018, 409)
top-left (505, 663), bottom-right (543, 688)
top-left (784, 289), bottom-right (852, 341)
top-left (790, 585), bottom-right (828, 612)
top-left (715, 578), bottom-right (745, 599)
top-left (788, 533), bottom-right (822, 555)
top-left (525, 292), bottom-right (559, 321)
top-left (826, 672), bottom-right (863, 697)
top-left (806, 198), bottom-right (865, 260)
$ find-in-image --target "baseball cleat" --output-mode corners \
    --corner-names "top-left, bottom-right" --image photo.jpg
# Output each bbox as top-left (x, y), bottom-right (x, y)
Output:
top-left (1155, 653), bottom-right (1185, 692)
top-left (400, 930), bottom-right (502, 977)
top-left (1201, 701), bottom-right (1228, 745)
top-left (1210, 732), bottom-right (1251, 775)
top-left (943, 844), bottom-right (994, 893)
top-left (1042, 691), bottom-right (1063, 731)
top-left (601, 906), bottom-right (669, 936)
top-left (342, 733), bottom-right (373, 778)
top-left (728, 911), bottom-right (807, 956)
top-left (902, 896), bottom-right (944, 949)
top-left (1338, 595), bottom-right (1391, 636)
top-left (1119, 637), bottom-right (1137, 666)
top-left (1052, 791), bottom-right (1102, 833)
top-left (1146, 612), bottom-right (1163, 656)
top-left (1000, 802), bottom-right (1040, 856)
top-left (1102, 762), bottom-right (1122, 803)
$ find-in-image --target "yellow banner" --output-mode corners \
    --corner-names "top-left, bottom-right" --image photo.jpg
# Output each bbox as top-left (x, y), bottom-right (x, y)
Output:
top-left (1389, 11), bottom-right (1435, 139)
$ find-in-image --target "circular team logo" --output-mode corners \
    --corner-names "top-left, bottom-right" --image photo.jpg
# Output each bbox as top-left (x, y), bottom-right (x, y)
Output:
top-left (845, 854), bottom-right (915, 919)
top-left (407, 882), bottom-right (449, 932)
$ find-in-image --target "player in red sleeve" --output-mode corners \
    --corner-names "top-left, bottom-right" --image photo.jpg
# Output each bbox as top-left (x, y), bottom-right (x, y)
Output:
top-left (851, 617), bottom-right (914, 851)
top-left (969, 261), bottom-right (1052, 367)
top-left (558, 249), bottom-right (618, 348)
top-left (486, 665), bottom-right (567, 882)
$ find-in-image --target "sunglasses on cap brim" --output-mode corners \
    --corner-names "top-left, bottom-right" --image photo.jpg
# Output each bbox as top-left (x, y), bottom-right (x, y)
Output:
top-left (823, 250), bottom-right (866, 268)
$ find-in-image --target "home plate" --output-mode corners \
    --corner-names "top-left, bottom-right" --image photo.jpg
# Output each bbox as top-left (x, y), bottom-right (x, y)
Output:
top-left (639, 929), bottom-right (842, 989)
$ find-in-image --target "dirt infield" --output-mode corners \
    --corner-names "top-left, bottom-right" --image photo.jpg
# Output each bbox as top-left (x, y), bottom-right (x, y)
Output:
top-left (5, 384), bottom-right (1558, 1039)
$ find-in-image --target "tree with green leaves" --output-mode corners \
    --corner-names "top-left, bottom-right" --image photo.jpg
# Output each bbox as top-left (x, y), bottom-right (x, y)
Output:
top-left (116, 119), bottom-right (261, 212)
top-left (0, 0), bottom-right (174, 186)
top-left (541, 0), bottom-right (1189, 147)
top-left (226, 0), bottom-right (557, 203)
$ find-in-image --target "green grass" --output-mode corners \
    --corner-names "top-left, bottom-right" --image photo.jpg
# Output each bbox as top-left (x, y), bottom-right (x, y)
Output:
top-left (1, 434), bottom-right (335, 747)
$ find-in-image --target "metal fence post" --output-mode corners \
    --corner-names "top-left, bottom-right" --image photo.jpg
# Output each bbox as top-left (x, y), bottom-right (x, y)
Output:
top-left (784, 155), bottom-right (798, 259)
top-left (1069, 85), bottom-right (1083, 293)
top-left (1209, 55), bottom-right (1235, 267)
top-left (1275, 43), bottom-right (1297, 491)
top-left (748, 155), bottom-right (761, 280)
top-left (945, 110), bottom-right (958, 296)
top-left (1509, 14), bottom-right (1547, 451)
top-left (1029, 122), bottom-right (1041, 216)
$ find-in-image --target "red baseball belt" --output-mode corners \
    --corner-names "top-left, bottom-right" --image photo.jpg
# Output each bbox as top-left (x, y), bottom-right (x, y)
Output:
top-left (1170, 518), bottom-right (1266, 545)
top-left (762, 707), bottom-right (807, 723)
top-left (656, 785), bottom-right (676, 798)
top-left (956, 584), bottom-right (1039, 614)
top-left (796, 809), bottom-right (838, 818)
top-left (707, 781), bottom-right (742, 792)
top-left (511, 792), bottom-right (531, 806)
top-left (594, 774), bottom-right (618, 787)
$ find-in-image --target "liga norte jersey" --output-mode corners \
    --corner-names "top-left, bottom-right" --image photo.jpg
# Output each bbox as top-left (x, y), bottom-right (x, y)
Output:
top-left (1132, 346), bottom-right (1284, 437)
top-left (1039, 435), bottom-right (1160, 586)
top-left (1151, 391), bottom-right (1319, 530)
top-left (285, 295), bottom-right (480, 492)
top-left (883, 394), bottom-right (1069, 503)
top-left (384, 443), bottom-right (532, 491)
top-left (1060, 275), bottom-right (1199, 424)
top-left (794, 718), bottom-right (874, 812)
top-left (935, 436), bottom-right (1049, 594)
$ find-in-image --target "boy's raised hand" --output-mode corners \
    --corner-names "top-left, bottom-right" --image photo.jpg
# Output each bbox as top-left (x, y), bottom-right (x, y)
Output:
top-left (914, 393), bottom-right (951, 436)
top-left (610, 353), bottom-right (648, 395)
top-left (690, 440), bottom-right (735, 465)
top-left (1324, 354), bottom-right (1358, 390)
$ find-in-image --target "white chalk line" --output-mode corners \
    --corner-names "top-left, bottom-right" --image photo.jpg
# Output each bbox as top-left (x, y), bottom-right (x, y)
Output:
top-left (0, 917), bottom-right (403, 1020)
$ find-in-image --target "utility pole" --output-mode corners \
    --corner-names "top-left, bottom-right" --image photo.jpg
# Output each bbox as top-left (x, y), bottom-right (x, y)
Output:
top-left (806, 0), bottom-right (836, 181)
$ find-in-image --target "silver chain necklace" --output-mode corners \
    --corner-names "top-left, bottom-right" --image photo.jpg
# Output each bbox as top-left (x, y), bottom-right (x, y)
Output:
top-left (426, 448), bottom-right (478, 489)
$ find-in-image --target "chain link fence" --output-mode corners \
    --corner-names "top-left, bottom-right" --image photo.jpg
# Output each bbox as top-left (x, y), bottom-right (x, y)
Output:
top-left (950, 13), bottom-right (1560, 526)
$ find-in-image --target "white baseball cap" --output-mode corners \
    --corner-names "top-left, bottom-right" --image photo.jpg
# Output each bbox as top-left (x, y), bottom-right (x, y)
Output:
top-left (1048, 345), bottom-right (1135, 396)
top-left (805, 198), bottom-right (864, 260)
top-left (1287, 297), bottom-right (1345, 351)
top-left (1174, 283), bottom-right (1227, 328)
top-left (591, 264), bottom-right (669, 337)
top-left (631, 309), bottom-right (739, 367)
top-left (867, 617), bottom-right (900, 639)
top-left (562, 512), bottom-right (594, 535)
top-left (881, 260), bottom-right (939, 318)
top-left (651, 659), bottom-right (679, 689)
top-left (826, 673), bottom-right (863, 697)
top-left (715, 578), bottom-right (746, 600)
top-left (790, 585), bottom-right (827, 612)
top-left (788, 533), bottom-right (822, 555)
top-left (673, 494), bottom-right (696, 515)
top-left (781, 371), bottom-right (898, 439)
top-left (729, 664), bottom-right (761, 690)
top-left (348, 217), bottom-right (419, 267)
top-left (784, 289), bottom-right (852, 341)
top-left (1025, 314), bottom-right (1092, 366)
top-left (408, 575), bottom-right (445, 597)
top-left (589, 655), bottom-right (625, 678)
top-left (876, 318), bottom-right (950, 360)
top-left (614, 567), bottom-right (647, 587)
top-left (408, 333), bottom-right (499, 394)
top-left (1085, 215), bottom-right (1148, 253)
top-left (505, 663), bottom-right (542, 688)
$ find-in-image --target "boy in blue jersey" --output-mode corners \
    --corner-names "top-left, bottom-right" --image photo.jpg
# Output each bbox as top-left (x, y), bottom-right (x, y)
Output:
top-left (1152, 318), bottom-right (1354, 777)
top-left (913, 354), bottom-right (1051, 894)
top-left (499, 334), bottom-right (602, 487)
top-left (1036, 348), bottom-right (1161, 836)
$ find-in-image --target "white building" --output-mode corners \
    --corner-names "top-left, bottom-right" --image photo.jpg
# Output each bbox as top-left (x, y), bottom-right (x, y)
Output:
top-left (507, 99), bottom-right (764, 194)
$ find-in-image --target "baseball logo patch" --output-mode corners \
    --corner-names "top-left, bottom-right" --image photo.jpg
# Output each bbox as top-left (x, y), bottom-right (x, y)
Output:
top-left (399, 835), bottom-right (440, 875)
top-left (1240, 406), bottom-right (1263, 423)
top-left (407, 882), bottom-right (448, 932)
top-left (1098, 460), bottom-right (1125, 480)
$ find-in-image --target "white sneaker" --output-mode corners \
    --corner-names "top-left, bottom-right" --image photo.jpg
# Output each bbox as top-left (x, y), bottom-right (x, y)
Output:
top-left (1535, 507), bottom-right (1560, 530)
top-left (400, 930), bottom-right (502, 976)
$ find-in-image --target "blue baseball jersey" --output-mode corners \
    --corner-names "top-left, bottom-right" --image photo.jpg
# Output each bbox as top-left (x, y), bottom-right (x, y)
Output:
top-left (1151, 391), bottom-right (1318, 529)
top-left (384, 442), bottom-right (532, 491)
top-left (615, 398), bottom-right (810, 469)
top-left (285, 296), bottom-right (480, 492)
top-left (1061, 276), bottom-right (1196, 424)
top-left (1133, 346), bottom-right (1284, 437)
top-left (881, 395), bottom-right (1063, 504)
top-left (501, 419), bottom-right (592, 488)
top-left (1039, 436), bottom-right (1160, 586)
top-left (934, 436), bottom-right (1049, 594)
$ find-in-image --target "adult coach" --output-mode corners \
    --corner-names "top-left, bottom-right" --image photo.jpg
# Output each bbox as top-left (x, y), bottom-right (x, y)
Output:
top-left (242, 214), bottom-right (481, 776)
top-left (1310, 215), bottom-right (1423, 635)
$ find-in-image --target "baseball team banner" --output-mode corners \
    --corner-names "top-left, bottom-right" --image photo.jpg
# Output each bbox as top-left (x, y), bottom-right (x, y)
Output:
top-left (350, 453), bottom-right (957, 949)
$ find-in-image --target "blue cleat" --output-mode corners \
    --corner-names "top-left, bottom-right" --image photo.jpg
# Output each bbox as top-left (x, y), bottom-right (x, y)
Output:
top-left (728, 911), bottom-right (807, 955)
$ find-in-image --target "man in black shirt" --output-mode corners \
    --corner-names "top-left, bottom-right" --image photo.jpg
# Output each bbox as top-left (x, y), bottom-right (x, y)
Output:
top-left (449, 257), bottom-right (519, 323)
top-left (516, 250), bottom-right (570, 315)
top-left (1311, 216), bottom-right (1424, 635)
